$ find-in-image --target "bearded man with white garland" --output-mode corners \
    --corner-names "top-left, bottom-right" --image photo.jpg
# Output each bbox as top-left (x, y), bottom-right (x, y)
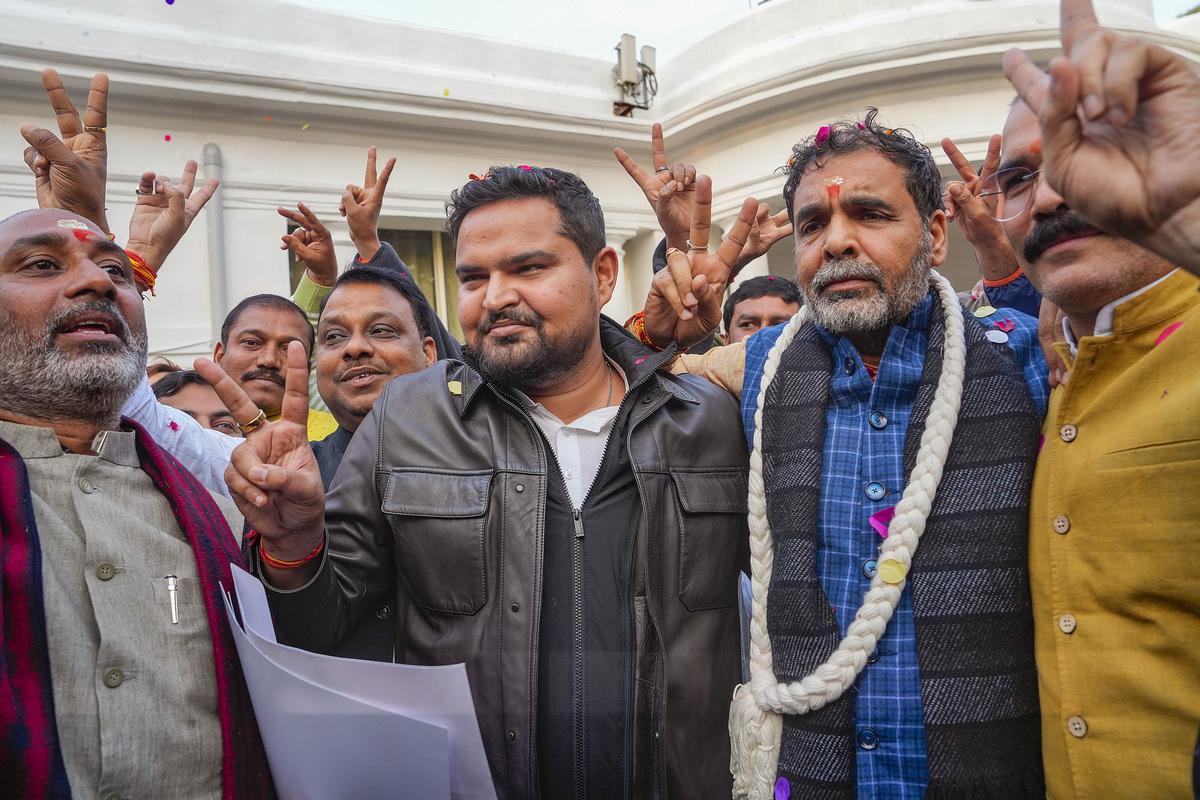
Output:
top-left (632, 111), bottom-right (1050, 799)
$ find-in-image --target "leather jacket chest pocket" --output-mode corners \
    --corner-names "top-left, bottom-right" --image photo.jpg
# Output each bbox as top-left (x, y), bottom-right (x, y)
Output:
top-left (671, 469), bottom-right (748, 611)
top-left (381, 469), bottom-right (492, 615)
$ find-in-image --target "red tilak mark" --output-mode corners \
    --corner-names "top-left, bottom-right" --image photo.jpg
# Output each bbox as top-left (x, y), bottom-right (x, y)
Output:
top-left (1029, 140), bottom-right (1043, 156)
top-left (71, 228), bottom-right (92, 242)
top-left (825, 183), bottom-right (840, 201)
top-left (1155, 321), bottom-right (1183, 346)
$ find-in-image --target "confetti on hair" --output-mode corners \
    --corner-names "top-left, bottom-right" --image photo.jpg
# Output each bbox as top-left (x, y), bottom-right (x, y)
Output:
top-left (855, 122), bottom-right (865, 130)
top-left (884, 129), bottom-right (894, 135)
top-left (815, 125), bottom-right (831, 146)
top-left (518, 165), bottom-right (533, 171)
top-left (1155, 321), bottom-right (1183, 345)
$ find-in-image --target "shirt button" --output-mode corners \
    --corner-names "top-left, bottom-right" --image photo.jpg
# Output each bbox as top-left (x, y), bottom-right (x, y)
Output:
top-left (95, 562), bottom-right (116, 581)
top-left (868, 411), bottom-right (888, 430)
top-left (78, 477), bottom-right (96, 494)
top-left (867, 647), bottom-right (881, 664)
top-left (103, 668), bottom-right (124, 688)
top-left (1059, 424), bottom-right (1078, 443)
top-left (506, 730), bottom-right (517, 742)
top-left (374, 604), bottom-right (391, 620)
top-left (862, 559), bottom-right (878, 579)
top-left (1067, 715), bottom-right (1088, 738)
top-left (856, 728), bottom-right (879, 750)
top-left (1053, 515), bottom-right (1071, 535)
top-left (565, 469), bottom-right (576, 480)
top-left (843, 357), bottom-right (857, 375)
top-left (562, 429), bottom-right (573, 438)
top-left (864, 481), bottom-right (886, 501)
top-left (515, 484), bottom-right (524, 493)
top-left (1058, 614), bottom-right (1077, 634)
top-left (510, 602), bottom-right (520, 613)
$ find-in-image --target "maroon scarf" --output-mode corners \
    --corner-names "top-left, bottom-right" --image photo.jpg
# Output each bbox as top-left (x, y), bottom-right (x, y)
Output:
top-left (0, 419), bottom-right (274, 798)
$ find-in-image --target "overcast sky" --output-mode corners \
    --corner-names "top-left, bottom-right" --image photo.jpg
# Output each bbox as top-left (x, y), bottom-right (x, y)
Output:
top-left (281, 0), bottom-right (1196, 63)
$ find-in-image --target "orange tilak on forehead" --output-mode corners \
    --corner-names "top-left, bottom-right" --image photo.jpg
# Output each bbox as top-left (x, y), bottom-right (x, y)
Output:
top-left (825, 175), bottom-right (845, 201)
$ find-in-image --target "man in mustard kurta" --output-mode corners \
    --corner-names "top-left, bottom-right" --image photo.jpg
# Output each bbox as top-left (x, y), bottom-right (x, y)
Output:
top-left (1002, 0), bottom-right (1200, 794)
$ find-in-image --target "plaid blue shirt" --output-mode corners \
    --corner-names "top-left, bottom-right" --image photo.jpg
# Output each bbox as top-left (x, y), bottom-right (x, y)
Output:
top-left (742, 294), bottom-right (1048, 799)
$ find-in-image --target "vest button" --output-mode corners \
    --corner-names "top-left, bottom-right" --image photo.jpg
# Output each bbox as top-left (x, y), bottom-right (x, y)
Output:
top-left (1053, 515), bottom-right (1071, 535)
top-left (506, 730), bottom-right (517, 742)
top-left (856, 728), bottom-right (879, 750)
top-left (515, 484), bottom-right (524, 493)
top-left (1059, 424), bottom-right (1078, 443)
top-left (1067, 715), bottom-right (1088, 738)
top-left (1058, 614), bottom-right (1077, 634)
top-left (95, 562), bottom-right (116, 581)
top-left (868, 411), bottom-right (888, 430)
top-left (864, 481), bottom-right (887, 501)
top-left (641, 395), bottom-right (654, 405)
top-left (862, 560), bottom-right (878, 579)
top-left (374, 604), bottom-right (391, 620)
top-left (103, 668), bottom-right (124, 688)
top-left (79, 477), bottom-right (96, 494)
top-left (510, 602), bottom-right (520, 613)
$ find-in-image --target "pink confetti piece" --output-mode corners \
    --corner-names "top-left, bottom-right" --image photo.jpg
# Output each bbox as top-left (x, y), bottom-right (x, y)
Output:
top-left (163, 134), bottom-right (172, 142)
top-left (869, 506), bottom-right (896, 539)
top-left (815, 125), bottom-right (831, 145)
top-left (634, 356), bottom-right (646, 365)
top-left (169, 420), bottom-right (180, 431)
top-left (518, 165), bottom-right (533, 171)
top-left (1155, 321), bottom-right (1183, 346)
top-left (995, 318), bottom-right (1016, 333)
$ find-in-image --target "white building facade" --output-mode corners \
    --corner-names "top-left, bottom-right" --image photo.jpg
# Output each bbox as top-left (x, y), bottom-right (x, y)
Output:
top-left (1, 0), bottom-right (1198, 361)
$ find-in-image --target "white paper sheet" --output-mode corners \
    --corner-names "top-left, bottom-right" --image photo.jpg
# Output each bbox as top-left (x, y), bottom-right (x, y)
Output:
top-left (224, 565), bottom-right (497, 800)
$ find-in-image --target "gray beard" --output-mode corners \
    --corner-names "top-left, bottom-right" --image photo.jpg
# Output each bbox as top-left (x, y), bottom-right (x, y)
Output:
top-left (801, 232), bottom-right (933, 344)
top-left (0, 300), bottom-right (148, 428)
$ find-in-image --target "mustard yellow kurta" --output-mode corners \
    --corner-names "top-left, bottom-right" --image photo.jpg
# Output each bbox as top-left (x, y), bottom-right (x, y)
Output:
top-left (1031, 269), bottom-right (1200, 799)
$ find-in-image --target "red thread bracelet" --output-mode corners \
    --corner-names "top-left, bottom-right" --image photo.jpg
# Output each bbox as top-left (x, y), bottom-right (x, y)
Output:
top-left (257, 532), bottom-right (325, 570)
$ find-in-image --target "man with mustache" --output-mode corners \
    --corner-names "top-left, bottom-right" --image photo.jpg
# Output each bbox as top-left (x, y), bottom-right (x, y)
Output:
top-left (636, 110), bottom-right (1050, 799)
top-left (198, 165), bottom-right (756, 798)
top-left (997, 0), bottom-right (1200, 794)
top-left (0, 208), bottom-right (270, 798)
top-left (213, 294), bottom-right (337, 441)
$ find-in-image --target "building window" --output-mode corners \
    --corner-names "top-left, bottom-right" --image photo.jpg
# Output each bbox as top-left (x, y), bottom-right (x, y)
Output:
top-left (286, 227), bottom-right (461, 340)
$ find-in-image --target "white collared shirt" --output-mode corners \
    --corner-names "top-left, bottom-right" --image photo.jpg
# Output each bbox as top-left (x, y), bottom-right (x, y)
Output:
top-left (517, 359), bottom-right (628, 509)
top-left (1062, 270), bottom-right (1177, 355)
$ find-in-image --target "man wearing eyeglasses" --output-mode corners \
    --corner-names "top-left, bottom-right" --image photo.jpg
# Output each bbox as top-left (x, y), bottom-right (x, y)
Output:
top-left (997, 0), bottom-right (1200, 796)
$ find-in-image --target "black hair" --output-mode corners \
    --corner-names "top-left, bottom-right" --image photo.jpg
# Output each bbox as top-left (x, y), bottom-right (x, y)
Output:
top-left (722, 275), bottom-right (803, 333)
top-left (220, 294), bottom-right (314, 353)
top-left (781, 107), bottom-right (944, 223)
top-left (152, 369), bottom-right (211, 400)
top-left (444, 166), bottom-right (606, 264)
top-left (318, 265), bottom-right (438, 342)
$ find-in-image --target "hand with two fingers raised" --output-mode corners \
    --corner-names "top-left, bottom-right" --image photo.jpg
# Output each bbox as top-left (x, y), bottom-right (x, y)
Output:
top-left (20, 68), bottom-right (111, 234)
top-left (1003, 0), bottom-right (1200, 274)
top-left (339, 145), bottom-right (396, 262)
top-left (614, 122), bottom-right (698, 250)
top-left (279, 202), bottom-right (339, 286)
top-left (643, 176), bottom-right (760, 349)
top-left (940, 135), bottom-right (1020, 282)
top-left (126, 160), bottom-right (219, 275)
top-left (194, 342), bottom-right (325, 585)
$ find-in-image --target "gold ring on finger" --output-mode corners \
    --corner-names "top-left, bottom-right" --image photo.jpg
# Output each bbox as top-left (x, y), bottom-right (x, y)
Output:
top-left (238, 409), bottom-right (268, 435)
top-left (655, 166), bottom-right (670, 173)
top-left (686, 239), bottom-right (708, 252)
top-left (83, 126), bottom-right (107, 133)
top-left (665, 247), bottom-right (685, 258)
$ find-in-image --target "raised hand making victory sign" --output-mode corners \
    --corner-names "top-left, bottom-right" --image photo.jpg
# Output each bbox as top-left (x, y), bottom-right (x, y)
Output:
top-left (1003, 0), bottom-right (1200, 275)
top-left (194, 342), bottom-right (325, 586)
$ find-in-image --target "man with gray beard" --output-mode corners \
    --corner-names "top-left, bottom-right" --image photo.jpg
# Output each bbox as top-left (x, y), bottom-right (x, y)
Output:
top-left (637, 111), bottom-right (1051, 799)
top-left (0, 208), bottom-right (270, 798)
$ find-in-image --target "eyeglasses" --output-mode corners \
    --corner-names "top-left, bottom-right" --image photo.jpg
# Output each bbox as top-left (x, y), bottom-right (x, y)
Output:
top-left (978, 167), bottom-right (1042, 222)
